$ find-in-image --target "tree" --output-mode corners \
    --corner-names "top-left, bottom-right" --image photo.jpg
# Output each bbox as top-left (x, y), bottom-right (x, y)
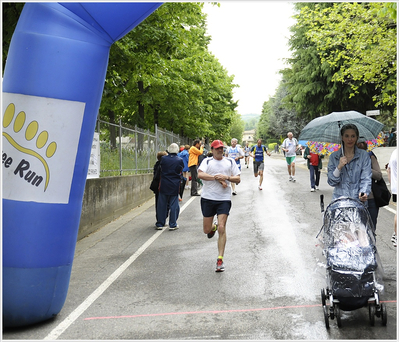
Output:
top-left (299, 2), bottom-right (396, 114)
top-left (99, 2), bottom-right (238, 142)
top-left (2, 3), bottom-right (239, 142)
top-left (244, 117), bottom-right (259, 130)
top-left (281, 2), bottom-right (381, 122)
top-left (257, 100), bottom-right (272, 141)
top-left (258, 81), bottom-right (308, 142)
top-left (228, 112), bottom-right (245, 144)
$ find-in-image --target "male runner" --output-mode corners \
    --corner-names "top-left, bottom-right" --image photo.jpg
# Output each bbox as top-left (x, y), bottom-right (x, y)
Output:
top-left (244, 142), bottom-right (251, 168)
top-left (249, 138), bottom-right (271, 190)
top-left (281, 132), bottom-right (299, 182)
top-left (198, 139), bottom-right (241, 272)
top-left (225, 138), bottom-right (244, 195)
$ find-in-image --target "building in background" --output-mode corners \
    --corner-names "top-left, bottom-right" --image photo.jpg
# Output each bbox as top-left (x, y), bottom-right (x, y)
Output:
top-left (242, 129), bottom-right (256, 145)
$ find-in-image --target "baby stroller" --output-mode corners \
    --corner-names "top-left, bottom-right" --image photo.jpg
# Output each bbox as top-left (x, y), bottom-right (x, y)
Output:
top-left (317, 196), bottom-right (386, 328)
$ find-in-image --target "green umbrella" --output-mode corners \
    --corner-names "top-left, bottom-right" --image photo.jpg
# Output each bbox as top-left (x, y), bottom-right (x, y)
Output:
top-left (299, 111), bottom-right (384, 145)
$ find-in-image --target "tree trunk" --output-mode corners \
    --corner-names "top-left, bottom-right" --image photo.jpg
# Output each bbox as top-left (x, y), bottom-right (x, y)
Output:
top-left (137, 80), bottom-right (149, 151)
top-left (137, 80), bottom-right (148, 128)
top-left (153, 105), bottom-right (159, 127)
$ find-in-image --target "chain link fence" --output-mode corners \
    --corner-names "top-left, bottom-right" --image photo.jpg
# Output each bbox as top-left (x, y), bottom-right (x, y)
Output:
top-left (96, 119), bottom-right (192, 177)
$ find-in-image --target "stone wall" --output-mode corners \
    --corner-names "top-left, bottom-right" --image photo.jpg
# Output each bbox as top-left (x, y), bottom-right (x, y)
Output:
top-left (78, 174), bottom-right (154, 240)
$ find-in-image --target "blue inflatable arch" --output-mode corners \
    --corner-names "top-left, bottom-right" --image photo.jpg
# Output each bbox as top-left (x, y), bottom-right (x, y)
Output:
top-left (2, 2), bottom-right (162, 327)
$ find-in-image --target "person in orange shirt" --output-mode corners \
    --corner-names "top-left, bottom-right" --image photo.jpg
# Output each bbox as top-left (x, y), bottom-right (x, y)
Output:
top-left (188, 139), bottom-right (203, 196)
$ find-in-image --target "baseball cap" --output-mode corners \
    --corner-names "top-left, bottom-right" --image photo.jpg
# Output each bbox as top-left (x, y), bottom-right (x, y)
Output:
top-left (211, 140), bottom-right (224, 149)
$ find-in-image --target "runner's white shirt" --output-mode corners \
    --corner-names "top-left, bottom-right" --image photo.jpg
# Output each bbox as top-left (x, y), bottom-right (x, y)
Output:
top-left (198, 157), bottom-right (240, 201)
top-left (281, 138), bottom-right (298, 157)
top-left (226, 146), bottom-right (244, 165)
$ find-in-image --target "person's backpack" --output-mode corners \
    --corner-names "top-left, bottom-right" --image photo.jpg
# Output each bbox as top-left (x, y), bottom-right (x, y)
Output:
top-left (368, 151), bottom-right (391, 207)
top-left (372, 178), bottom-right (391, 207)
top-left (149, 163), bottom-right (161, 193)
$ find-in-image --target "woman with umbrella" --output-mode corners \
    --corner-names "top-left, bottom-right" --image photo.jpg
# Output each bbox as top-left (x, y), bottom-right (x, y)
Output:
top-left (327, 123), bottom-right (371, 205)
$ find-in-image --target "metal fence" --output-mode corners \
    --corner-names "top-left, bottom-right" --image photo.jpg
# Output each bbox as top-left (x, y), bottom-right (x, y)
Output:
top-left (96, 119), bottom-right (191, 177)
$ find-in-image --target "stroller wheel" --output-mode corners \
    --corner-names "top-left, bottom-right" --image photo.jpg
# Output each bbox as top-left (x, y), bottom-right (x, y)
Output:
top-left (369, 304), bottom-right (376, 326)
top-left (381, 303), bottom-right (387, 326)
top-left (323, 305), bottom-right (330, 329)
top-left (321, 289), bottom-right (326, 306)
top-left (334, 305), bottom-right (342, 328)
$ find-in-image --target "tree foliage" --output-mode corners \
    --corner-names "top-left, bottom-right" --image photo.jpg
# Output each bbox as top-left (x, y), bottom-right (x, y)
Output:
top-left (258, 82), bottom-right (308, 143)
top-left (299, 2), bottom-right (397, 111)
top-left (244, 116), bottom-right (259, 130)
top-left (228, 113), bottom-right (245, 144)
top-left (281, 2), bottom-right (385, 122)
top-left (100, 2), bottom-right (238, 141)
top-left (2, 2), bottom-right (238, 142)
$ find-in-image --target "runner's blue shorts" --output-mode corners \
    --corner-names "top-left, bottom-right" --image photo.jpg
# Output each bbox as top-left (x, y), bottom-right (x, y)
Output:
top-left (200, 198), bottom-right (232, 218)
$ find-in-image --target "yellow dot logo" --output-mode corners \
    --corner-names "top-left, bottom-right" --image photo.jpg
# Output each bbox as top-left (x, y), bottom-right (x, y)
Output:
top-left (2, 102), bottom-right (58, 191)
top-left (36, 131), bottom-right (48, 149)
top-left (46, 142), bottom-right (57, 158)
top-left (3, 103), bottom-right (15, 128)
top-left (25, 121), bottom-right (39, 141)
top-left (14, 112), bottom-right (26, 133)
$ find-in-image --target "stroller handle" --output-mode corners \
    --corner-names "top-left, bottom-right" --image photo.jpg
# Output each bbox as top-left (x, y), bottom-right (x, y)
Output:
top-left (316, 194), bottom-right (325, 239)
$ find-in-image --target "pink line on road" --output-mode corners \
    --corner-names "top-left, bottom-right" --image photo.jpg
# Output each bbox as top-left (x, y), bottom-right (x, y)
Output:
top-left (84, 300), bottom-right (397, 321)
top-left (84, 304), bottom-right (319, 320)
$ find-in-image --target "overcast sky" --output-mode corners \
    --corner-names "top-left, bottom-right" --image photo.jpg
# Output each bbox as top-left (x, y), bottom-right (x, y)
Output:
top-left (203, 1), bottom-right (296, 115)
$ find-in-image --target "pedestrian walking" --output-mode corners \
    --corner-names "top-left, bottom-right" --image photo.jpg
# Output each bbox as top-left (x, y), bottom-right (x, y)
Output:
top-left (248, 138), bottom-right (271, 190)
top-left (387, 148), bottom-right (397, 247)
top-left (188, 139), bottom-right (203, 196)
top-left (198, 139), bottom-right (241, 272)
top-left (357, 140), bottom-right (383, 229)
top-left (303, 145), bottom-right (324, 192)
top-left (281, 132), bottom-right (300, 182)
top-left (155, 143), bottom-right (184, 231)
top-left (327, 124), bottom-right (371, 204)
top-left (150, 151), bottom-right (167, 225)
top-left (225, 138), bottom-right (244, 195)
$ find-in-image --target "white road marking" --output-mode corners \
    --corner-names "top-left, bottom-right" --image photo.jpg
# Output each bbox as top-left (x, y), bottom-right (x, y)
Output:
top-left (44, 193), bottom-right (200, 340)
top-left (384, 205), bottom-right (397, 214)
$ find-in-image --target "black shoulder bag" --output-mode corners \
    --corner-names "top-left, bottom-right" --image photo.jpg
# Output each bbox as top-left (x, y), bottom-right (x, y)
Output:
top-left (372, 177), bottom-right (391, 207)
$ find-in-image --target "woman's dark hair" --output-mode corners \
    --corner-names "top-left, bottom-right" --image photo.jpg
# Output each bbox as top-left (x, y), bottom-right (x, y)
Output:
top-left (340, 123), bottom-right (359, 137)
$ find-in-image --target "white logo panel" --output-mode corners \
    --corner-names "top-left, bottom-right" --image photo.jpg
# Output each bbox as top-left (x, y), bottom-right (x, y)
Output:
top-left (2, 92), bottom-right (85, 204)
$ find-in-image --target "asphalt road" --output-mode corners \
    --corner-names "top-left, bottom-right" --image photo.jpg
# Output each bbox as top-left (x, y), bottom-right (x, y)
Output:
top-left (3, 150), bottom-right (397, 340)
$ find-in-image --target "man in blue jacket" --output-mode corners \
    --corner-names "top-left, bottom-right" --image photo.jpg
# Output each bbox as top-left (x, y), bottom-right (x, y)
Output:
top-left (155, 143), bottom-right (184, 230)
